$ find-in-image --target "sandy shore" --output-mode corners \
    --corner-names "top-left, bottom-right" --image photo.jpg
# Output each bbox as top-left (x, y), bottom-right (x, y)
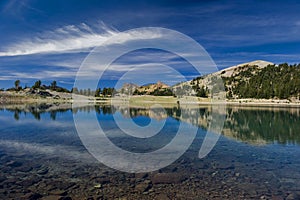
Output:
top-left (110, 96), bottom-right (300, 108)
top-left (225, 98), bottom-right (300, 107)
top-left (1, 91), bottom-right (299, 107)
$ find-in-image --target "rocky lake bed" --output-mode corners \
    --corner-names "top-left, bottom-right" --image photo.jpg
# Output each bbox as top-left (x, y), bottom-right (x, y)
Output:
top-left (0, 103), bottom-right (300, 199)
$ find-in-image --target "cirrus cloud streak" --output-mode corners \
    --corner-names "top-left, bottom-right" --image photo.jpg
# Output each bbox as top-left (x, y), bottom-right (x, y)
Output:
top-left (0, 22), bottom-right (163, 57)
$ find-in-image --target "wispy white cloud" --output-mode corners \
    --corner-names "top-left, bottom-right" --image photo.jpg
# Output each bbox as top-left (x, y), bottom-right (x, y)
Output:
top-left (1, 0), bottom-right (43, 16)
top-left (0, 76), bottom-right (16, 81)
top-left (0, 22), bottom-right (163, 57)
top-left (9, 70), bottom-right (77, 79)
top-left (0, 22), bottom-right (116, 56)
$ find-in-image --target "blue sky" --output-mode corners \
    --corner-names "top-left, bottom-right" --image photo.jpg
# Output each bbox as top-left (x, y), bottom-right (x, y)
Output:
top-left (0, 0), bottom-right (300, 89)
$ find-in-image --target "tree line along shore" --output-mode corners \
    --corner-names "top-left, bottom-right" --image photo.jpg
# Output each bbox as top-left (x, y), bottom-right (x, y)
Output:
top-left (0, 61), bottom-right (299, 105)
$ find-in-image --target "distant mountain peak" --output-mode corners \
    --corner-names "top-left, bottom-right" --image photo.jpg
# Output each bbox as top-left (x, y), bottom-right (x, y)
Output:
top-left (122, 82), bottom-right (138, 87)
top-left (156, 81), bottom-right (169, 87)
top-left (119, 82), bottom-right (139, 95)
top-left (236, 60), bottom-right (274, 68)
top-left (217, 60), bottom-right (274, 77)
top-left (134, 81), bottom-right (170, 95)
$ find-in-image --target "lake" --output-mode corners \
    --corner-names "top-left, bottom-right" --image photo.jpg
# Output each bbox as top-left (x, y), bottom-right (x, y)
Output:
top-left (0, 103), bottom-right (300, 199)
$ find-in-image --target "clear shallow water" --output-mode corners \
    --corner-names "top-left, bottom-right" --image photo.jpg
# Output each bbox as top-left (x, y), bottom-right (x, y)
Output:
top-left (0, 104), bottom-right (300, 199)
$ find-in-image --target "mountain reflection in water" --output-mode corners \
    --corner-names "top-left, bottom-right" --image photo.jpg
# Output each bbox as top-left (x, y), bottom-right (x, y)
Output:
top-left (1, 103), bottom-right (299, 146)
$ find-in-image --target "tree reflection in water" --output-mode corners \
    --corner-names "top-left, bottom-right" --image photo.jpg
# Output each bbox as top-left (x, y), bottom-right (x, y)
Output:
top-left (1, 103), bottom-right (299, 145)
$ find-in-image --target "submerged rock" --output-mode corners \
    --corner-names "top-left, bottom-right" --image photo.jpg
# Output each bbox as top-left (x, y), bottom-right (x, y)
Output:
top-left (17, 165), bottom-right (33, 172)
top-left (151, 173), bottom-right (186, 184)
top-left (135, 180), bottom-right (151, 192)
top-left (286, 193), bottom-right (300, 200)
top-left (155, 193), bottom-right (170, 200)
top-left (49, 189), bottom-right (67, 196)
top-left (94, 184), bottom-right (102, 189)
top-left (40, 195), bottom-right (61, 200)
top-left (37, 168), bottom-right (49, 175)
top-left (6, 160), bottom-right (22, 167)
top-left (22, 192), bottom-right (43, 200)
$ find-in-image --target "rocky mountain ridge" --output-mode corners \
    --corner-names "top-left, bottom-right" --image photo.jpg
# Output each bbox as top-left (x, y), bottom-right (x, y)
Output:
top-left (119, 60), bottom-right (300, 101)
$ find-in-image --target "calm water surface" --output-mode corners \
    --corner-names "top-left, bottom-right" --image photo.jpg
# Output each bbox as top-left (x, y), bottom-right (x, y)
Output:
top-left (0, 103), bottom-right (300, 199)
